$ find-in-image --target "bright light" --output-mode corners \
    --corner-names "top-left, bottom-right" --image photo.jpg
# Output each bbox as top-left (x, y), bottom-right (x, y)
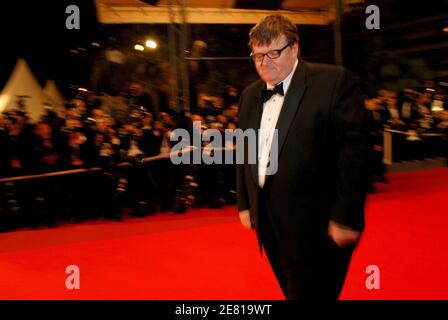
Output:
top-left (78, 88), bottom-right (88, 92)
top-left (145, 40), bottom-right (157, 49)
top-left (432, 100), bottom-right (444, 112)
top-left (444, 27), bottom-right (448, 32)
top-left (134, 44), bottom-right (145, 51)
top-left (0, 93), bottom-right (11, 111)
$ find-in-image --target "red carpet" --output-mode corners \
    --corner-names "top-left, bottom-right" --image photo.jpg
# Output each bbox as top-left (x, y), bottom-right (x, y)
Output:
top-left (0, 168), bottom-right (447, 300)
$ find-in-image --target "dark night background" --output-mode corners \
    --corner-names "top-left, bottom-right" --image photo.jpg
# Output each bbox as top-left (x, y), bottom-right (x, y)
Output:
top-left (0, 0), bottom-right (447, 99)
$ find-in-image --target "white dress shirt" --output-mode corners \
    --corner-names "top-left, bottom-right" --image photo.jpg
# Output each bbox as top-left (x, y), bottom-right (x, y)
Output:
top-left (258, 59), bottom-right (299, 188)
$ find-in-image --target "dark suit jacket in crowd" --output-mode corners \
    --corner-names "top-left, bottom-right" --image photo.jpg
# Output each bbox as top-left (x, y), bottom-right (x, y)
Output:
top-left (236, 60), bottom-right (368, 265)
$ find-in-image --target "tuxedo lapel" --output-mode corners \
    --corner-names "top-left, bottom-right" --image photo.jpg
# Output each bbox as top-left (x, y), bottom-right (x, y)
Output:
top-left (275, 60), bottom-right (307, 158)
top-left (264, 60), bottom-right (307, 186)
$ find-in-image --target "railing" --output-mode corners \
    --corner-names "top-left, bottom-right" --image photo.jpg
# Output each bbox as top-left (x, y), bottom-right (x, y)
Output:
top-left (383, 128), bottom-right (447, 164)
top-left (0, 146), bottom-right (198, 183)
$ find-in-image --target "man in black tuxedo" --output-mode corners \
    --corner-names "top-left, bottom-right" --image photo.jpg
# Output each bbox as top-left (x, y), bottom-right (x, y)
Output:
top-left (236, 15), bottom-right (368, 300)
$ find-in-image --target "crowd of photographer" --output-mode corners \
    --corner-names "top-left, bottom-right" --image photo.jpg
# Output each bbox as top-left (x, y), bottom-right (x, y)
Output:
top-left (0, 87), bottom-right (240, 231)
top-left (365, 86), bottom-right (448, 191)
top-left (1, 81), bottom-right (446, 230)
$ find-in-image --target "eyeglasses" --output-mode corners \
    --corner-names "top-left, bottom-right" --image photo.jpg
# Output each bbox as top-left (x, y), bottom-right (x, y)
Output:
top-left (250, 42), bottom-right (293, 62)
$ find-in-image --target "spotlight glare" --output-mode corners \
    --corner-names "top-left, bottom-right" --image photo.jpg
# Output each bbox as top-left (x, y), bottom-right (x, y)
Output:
top-left (145, 40), bottom-right (158, 49)
top-left (134, 44), bottom-right (145, 51)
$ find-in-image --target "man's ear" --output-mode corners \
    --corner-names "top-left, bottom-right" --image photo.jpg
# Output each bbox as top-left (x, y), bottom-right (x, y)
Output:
top-left (291, 42), bottom-right (300, 57)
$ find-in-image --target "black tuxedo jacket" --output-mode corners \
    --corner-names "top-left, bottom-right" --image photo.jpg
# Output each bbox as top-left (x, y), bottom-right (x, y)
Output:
top-left (236, 60), bottom-right (368, 260)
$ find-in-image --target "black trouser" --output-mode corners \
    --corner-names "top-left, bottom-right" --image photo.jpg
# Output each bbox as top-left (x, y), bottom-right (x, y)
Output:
top-left (258, 196), bottom-right (353, 300)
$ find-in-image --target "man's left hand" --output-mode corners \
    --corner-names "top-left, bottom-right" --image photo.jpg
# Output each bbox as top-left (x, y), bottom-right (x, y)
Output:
top-left (328, 220), bottom-right (361, 248)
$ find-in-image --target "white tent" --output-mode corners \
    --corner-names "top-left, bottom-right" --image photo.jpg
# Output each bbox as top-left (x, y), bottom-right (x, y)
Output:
top-left (43, 79), bottom-right (66, 117)
top-left (0, 59), bottom-right (47, 122)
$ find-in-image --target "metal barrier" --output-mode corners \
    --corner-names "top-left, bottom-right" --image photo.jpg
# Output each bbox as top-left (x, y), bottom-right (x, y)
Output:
top-left (0, 146), bottom-right (197, 183)
top-left (383, 128), bottom-right (447, 164)
top-left (0, 145), bottom-right (237, 231)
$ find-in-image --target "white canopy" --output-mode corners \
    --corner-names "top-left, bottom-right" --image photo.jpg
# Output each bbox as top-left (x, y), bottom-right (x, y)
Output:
top-left (43, 79), bottom-right (66, 117)
top-left (0, 59), bottom-right (47, 122)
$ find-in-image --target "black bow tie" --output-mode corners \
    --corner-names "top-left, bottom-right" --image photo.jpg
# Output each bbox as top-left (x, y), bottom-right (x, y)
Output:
top-left (261, 83), bottom-right (284, 103)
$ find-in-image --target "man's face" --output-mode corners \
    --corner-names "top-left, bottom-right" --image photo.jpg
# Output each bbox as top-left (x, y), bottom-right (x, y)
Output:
top-left (35, 123), bottom-right (52, 138)
top-left (252, 35), bottom-right (298, 86)
top-left (387, 95), bottom-right (398, 108)
top-left (419, 92), bottom-right (432, 104)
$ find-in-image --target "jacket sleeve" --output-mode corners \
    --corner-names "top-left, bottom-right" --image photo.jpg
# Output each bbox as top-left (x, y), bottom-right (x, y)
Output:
top-left (329, 69), bottom-right (368, 232)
